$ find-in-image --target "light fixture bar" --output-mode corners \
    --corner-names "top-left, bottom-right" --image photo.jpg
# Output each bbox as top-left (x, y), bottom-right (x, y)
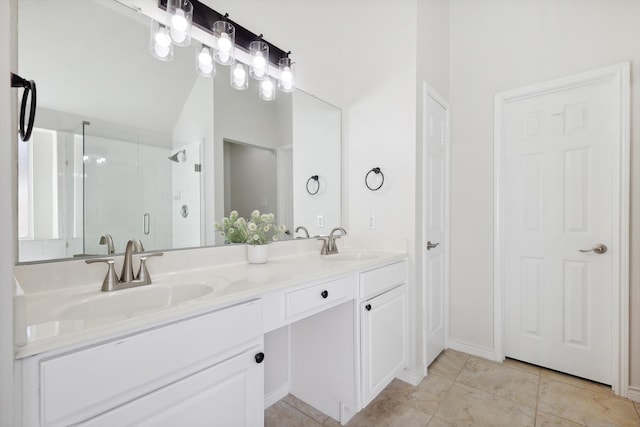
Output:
top-left (158, 0), bottom-right (289, 66)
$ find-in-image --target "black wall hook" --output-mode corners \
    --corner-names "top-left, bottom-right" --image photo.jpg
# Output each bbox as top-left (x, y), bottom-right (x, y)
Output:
top-left (11, 73), bottom-right (37, 141)
top-left (365, 167), bottom-right (384, 191)
top-left (306, 175), bottom-right (320, 195)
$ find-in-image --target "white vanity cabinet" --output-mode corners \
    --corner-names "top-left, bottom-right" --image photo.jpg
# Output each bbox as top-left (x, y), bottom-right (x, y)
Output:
top-left (358, 261), bottom-right (408, 407)
top-left (20, 300), bottom-right (264, 427)
top-left (78, 347), bottom-right (263, 427)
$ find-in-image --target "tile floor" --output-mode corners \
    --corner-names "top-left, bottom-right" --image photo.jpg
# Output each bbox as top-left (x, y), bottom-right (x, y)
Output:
top-left (265, 349), bottom-right (640, 427)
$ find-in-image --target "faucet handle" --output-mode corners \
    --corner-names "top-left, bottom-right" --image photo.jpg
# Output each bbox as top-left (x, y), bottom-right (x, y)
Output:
top-left (136, 252), bottom-right (163, 284)
top-left (85, 258), bottom-right (120, 292)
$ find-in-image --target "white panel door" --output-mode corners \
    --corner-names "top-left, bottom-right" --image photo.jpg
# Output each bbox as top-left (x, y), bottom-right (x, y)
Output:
top-left (423, 85), bottom-right (449, 367)
top-left (503, 76), bottom-right (618, 384)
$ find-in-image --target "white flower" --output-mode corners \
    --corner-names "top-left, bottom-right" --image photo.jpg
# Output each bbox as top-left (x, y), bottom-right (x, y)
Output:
top-left (278, 224), bottom-right (286, 232)
top-left (251, 210), bottom-right (260, 219)
top-left (228, 228), bottom-right (235, 234)
top-left (237, 217), bottom-right (246, 226)
top-left (253, 235), bottom-right (260, 241)
top-left (229, 210), bottom-right (239, 221)
top-left (261, 214), bottom-right (269, 222)
top-left (248, 222), bottom-right (257, 232)
top-left (263, 225), bottom-right (270, 232)
top-left (267, 213), bottom-right (275, 221)
top-left (272, 235), bottom-right (279, 241)
top-left (222, 217), bottom-right (230, 227)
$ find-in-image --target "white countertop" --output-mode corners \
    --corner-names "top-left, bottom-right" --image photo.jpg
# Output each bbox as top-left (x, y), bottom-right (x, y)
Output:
top-left (14, 238), bottom-right (407, 359)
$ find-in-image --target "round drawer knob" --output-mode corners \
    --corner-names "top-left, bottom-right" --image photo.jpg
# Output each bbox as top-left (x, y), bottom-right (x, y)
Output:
top-left (255, 352), bottom-right (265, 364)
top-left (365, 304), bottom-right (372, 311)
top-left (321, 290), bottom-right (329, 299)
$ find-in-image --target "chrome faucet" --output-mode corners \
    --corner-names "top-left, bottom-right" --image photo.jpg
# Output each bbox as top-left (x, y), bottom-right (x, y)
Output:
top-left (86, 239), bottom-right (163, 292)
top-left (99, 234), bottom-right (115, 254)
top-left (319, 227), bottom-right (347, 255)
top-left (295, 226), bottom-right (310, 239)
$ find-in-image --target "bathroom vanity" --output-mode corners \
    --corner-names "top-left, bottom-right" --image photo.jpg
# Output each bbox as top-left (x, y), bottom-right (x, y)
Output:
top-left (13, 239), bottom-right (408, 426)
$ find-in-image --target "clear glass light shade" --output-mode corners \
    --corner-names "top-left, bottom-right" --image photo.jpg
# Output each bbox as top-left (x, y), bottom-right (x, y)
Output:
top-left (167, 0), bottom-right (193, 46)
top-left (249, 40), bottom-right (269, 81)
top-left (213, 21), bottom-right (235, 65)
top-left (230, 62), bottom-right (249, 90)
top-left (196, 44), bottom-right (215, 77)
top-left (149, 20), bottom-right (174, 61)
top-left (259, 76), bottom-right (276, 101)
top-left (278, 57), bottom-right (295, 92)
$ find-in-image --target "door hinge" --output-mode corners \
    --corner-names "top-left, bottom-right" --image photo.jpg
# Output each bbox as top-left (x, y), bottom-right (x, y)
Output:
top-left (194, 163), bottom-right (201, 172)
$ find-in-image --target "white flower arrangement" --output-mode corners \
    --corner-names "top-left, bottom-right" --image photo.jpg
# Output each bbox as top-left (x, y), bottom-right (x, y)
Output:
top-left (214, 210), bottom-right (286, 245)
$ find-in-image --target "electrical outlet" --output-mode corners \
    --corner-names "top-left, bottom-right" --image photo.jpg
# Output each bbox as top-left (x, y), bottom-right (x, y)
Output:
top-left (367, 213), bottom-right (376, 230)
top-left (317, 214), bottom-right (324, 228)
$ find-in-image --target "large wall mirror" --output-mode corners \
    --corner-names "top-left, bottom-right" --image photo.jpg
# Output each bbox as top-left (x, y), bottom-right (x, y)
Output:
top-left (17, 0), bottom-right (342, 263)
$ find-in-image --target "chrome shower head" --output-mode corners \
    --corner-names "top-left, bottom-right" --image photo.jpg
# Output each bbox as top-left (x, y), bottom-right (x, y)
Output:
top-left (168, 149), bottom-right (186, 163)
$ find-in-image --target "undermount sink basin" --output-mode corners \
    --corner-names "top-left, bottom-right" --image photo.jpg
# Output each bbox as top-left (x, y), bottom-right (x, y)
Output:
top-left (53, 283), bottom-right (217, 321)
top-left (325, 252), bottom-right (379, 262)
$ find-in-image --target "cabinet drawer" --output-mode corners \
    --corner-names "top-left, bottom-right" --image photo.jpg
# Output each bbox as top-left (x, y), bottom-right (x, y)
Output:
top-left (286, 276), bottom-right (354, 320)
top-left (39, 300), bottom-right (262, 426)
top-left (359, 261), bottom-right (407, 299)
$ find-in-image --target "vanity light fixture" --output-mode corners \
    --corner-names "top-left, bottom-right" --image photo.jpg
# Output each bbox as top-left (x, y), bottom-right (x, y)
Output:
top-left (167, 0), bottom-right (193, 46)
top-left (259, 76), bottom-right (276, 101)
top-left (213, 18), bottom-right (235, 66)
top-left (249, 36), bottom-right (269, 81)
top-left (153, 0), bottom-right (295, 97)
top-left (149, 20), bottom-right (174, 61)
top-left (230, 62), bottom-right (249, 90)
top-left (278, 52), bottom-right (295, 93)
top-left (196, 43), bottom-right (215, 77)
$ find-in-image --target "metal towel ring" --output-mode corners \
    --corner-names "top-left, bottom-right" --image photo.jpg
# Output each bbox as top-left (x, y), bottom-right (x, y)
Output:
top-left (365, 167), bottom-right (384, 191)
top-left (306, 175), bottom-right (320, 195)
top-left (11, 73), bottom-right (37, 141)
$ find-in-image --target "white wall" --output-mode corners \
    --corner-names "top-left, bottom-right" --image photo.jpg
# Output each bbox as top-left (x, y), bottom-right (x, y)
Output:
top-left (0, 0), bottom-right (16, 424)
top-left (449, 0), bottom-right (640, 387)
top-left (340, 0), bottom-right (420, 372)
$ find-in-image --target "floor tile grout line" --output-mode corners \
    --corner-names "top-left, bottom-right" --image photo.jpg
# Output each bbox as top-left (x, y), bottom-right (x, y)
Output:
top-left (279, 398), bottom-right (324, 426)
top-left (533, 367), bottom-right (541, 427)
top-left (428, 374), bottom-right (457, 426)
top-left (453, 357), bottom-right (539, 411)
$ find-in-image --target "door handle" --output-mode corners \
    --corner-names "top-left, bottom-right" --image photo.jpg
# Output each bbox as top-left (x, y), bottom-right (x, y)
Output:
top-left (427, 241), bottom-right (440, 250)
top-left (579, 244), bottom-right (607, 254)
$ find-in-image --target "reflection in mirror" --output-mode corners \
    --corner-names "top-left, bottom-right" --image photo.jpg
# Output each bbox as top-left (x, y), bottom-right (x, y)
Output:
top-left (17, 0), bottom-right (341, 263)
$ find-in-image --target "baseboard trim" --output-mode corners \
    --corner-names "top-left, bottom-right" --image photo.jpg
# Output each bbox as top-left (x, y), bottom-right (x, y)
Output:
top-left (264, 382), bottom-right (289, 409)
top-left (628, 386), bottom-right (640, 403)
top-left (447, 340), bottom-right (497, 362)
top-left (396, 365), bottom-right (426, 386)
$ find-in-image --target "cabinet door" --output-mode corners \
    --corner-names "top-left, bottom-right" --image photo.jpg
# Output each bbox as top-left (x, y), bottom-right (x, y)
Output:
top-left (361, 284), bottom-right (407, 407)
top-left (79, 347), bottom-right (264, 427)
